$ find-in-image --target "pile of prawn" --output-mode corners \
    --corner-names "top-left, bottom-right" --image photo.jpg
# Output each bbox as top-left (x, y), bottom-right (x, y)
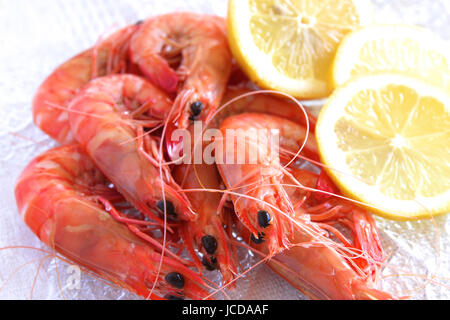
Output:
top-left (15, 12), bottom-right (396, 300)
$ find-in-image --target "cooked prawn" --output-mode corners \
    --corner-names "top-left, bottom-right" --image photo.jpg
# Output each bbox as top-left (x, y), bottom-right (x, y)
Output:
top-left (173, 131), bottom-right (237, 284)
top-left (238, 221), bottom-right (394, 300)
top-left (247, 167), bottom-right (393, 300)
top-left (68, 74), bottom-right (195, 224)
top-left (216, 113), bottom-right (318, 256)
top-left (130, 13), bottom-right (232, 128)
top-left (33, 24), bottom-right (140, 144)
top-left (215, 110), bottom-right (392, 299)
top-left (14, 145), bottom-right (209, 300)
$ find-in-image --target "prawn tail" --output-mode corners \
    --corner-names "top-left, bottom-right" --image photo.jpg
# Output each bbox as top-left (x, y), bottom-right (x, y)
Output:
top-left (141, 54), bottom-right (178, 93)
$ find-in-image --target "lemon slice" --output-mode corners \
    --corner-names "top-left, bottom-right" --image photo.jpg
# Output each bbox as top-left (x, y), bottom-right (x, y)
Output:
top-left (316, 75), bottom-right (450, 220)
top-left (227, 0), bottom-right (372, 99)
top-left (333, 25), bottom-right (450, 90)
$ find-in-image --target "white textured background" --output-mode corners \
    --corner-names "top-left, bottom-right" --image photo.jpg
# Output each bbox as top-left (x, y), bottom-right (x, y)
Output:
top-left (0, 0), bottom-right (449, 300)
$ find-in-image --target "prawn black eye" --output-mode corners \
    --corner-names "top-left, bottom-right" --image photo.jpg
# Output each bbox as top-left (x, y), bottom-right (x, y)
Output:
top-left (190, 101), bottom-right (204, 117)
top-left (251, 232), bottom-right (265, 244)
top-left (201, 235), bottom-right (218, 254)
top-left (257, 210), bottom-right (271, 228)
top-left (135, 20), bottom-right (144, 26)
top-left (165, 272), bottom-right (185, 289)
top-left (156, 200), bottom-right (176, 220)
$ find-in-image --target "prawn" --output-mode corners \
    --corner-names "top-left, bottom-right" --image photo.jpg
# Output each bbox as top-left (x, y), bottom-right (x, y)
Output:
top-left (68, 74), bottom-right (195, 224)
top-left (216, 112), bottom-right (392, 299)
top-left (283, 167), bottom-right (384, 275)
top-left (14, 145), bottom-right (210, 300)
top-left (263, 167), bottom-right (391, 299)
top-left (173, 130), bottom-right (237, 284)
top-left (237, 219), bottom-right (393, 300)
top-left (33, 23), bottom-right (141, 144)
top-left (130, 13), bottom-right (232, 129)
top-left (216, 113), bottom-right (319, 256)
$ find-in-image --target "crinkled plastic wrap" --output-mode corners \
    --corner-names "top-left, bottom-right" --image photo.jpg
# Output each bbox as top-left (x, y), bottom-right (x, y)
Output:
top-left (0, 0), bottom-right (449, 300)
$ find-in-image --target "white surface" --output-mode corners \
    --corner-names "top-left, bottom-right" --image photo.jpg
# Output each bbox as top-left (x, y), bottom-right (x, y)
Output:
top-left (0, 0), bottom-right (449, 300)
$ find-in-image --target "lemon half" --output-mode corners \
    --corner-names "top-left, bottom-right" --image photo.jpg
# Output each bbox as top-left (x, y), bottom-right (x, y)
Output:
top-left (227, 0), bottom-right (372, 99)
top-left (316, 75), bottom-right (450, 220)
top-left (333, 25), bottom-right (450, 90)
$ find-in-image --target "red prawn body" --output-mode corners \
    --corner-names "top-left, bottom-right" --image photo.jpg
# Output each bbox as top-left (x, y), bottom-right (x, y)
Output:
top-left (172, 135), bottom-right (238, 285)
top-left (130, 13), bottom-right (232, 130)
top-left (216, 111), bottom-right (393, 299)
top-left (14, 145), bottom-right (210, 300)
top-left (68, 74), bottom-right (195, 224)
top-left (33, 24), bottom-right (141, 144)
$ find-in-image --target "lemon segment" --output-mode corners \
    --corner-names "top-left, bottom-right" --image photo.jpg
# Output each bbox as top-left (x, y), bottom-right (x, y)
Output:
top-left (333, 25), bottom-right (450, 90)
top-left (316, 75), bottom-right (450, 220)
top-left (227, 0), bottom-right (373, 99)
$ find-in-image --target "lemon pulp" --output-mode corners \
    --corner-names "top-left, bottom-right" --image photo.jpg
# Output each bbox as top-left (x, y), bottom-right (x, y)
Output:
top-left (317, 75), bottom-right (450, 219)
top-left (228, 0), bottom-right (372, 98)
